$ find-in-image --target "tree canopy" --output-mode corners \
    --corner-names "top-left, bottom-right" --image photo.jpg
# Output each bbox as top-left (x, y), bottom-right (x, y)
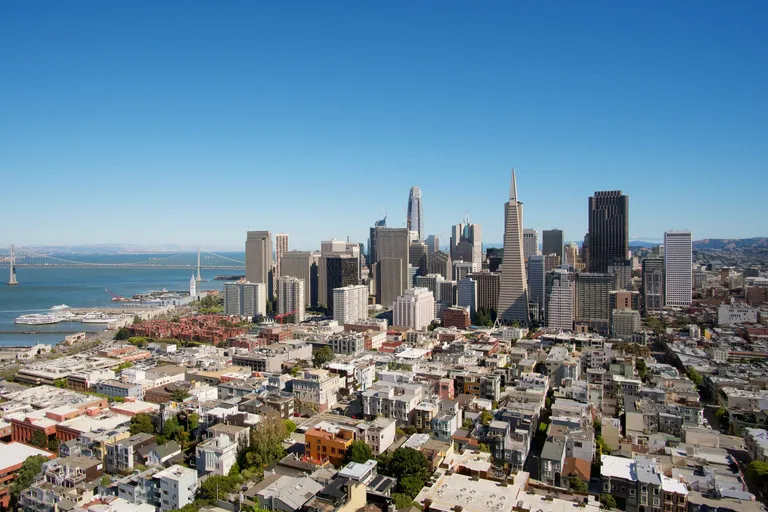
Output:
top-left (239, 410), bottom-right (288, 472)
top-left (29, 430), bottom-right (48, 448)
top-left (312, 346), bottom-right (335, 368)
top-left (378, 447), bottom-right (431, 500)
top-left (130, 413), bottom-right (155, 435)
top-left (346, 440), bottom-right (374, 464)
top-left (600, 494), bottom-right (617, 509)
top-left (10, 455), bottom-right (48, 506)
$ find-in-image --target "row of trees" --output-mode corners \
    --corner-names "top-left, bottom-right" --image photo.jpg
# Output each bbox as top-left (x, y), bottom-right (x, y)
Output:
top-left (129, 411), bottom-right (199, 447)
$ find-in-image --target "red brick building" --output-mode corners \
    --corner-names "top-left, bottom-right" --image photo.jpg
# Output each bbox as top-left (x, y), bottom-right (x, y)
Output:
top-left (443, 307), bottom-right (470, 329)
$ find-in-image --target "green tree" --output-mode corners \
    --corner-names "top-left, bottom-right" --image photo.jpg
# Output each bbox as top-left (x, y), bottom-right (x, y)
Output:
top-left (538, 421), bottom-right (549, 434)
top-left (130, 413), bottom-right (155, 435)
top-left (480, 410), bottom-right (493, 426)
top-left (378, 447), bottom-right (431, 499)
top-left (635, 358), bottom-right (647, 380)
top-left (53, 378), bottom-right (67, 388)
top-left (48, 438), bottom-right (60, 452)
top-left (283, 419), bottom-right (297, 434)
top-left (133, 315), bottom-right (143, 325)
top-left (171, 388), bottom-right (191, 402)
top-left (188, 413), bottom-right (199, 431)
top-left (240, 410), bottom-right (288, 471)
top-left (197, 474), bottom-right (239, 503)
top-left (10, 455), bottom-right (48, 505)
top-left (30, 429), bottom-right (48, 448)
top-left (479, 443), bottom-right (491, 453)
top-left (686, 367), bottom-right (703, 386)
top-left (569, 475), bottom-right (588, 493)
top-left (346, 440), bottom-right (374, 464)
top-left (161, 416), bottom-right (182, 443)
top-left (290, 365), bottom-right (301, 377)
top-left (747, 460), bottom-right (768, 494)
top-left (312, 346), bottom-right (335, 368)
top-left (100, 475), bottom-right (111, 486)
top-left (114, 327), bottom-right (131, 340)
top-left (392, 492), bottom-right (417, 510)
top-left (396, 427), bottom-right (407, 438)
top-left (461, 417), bottom-right (473, 430)
top-left (600, 494), bottom-right (617, 509)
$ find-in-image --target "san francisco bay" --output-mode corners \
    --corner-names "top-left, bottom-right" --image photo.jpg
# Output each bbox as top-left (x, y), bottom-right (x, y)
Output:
top-left (0, 253), bottom-right (244, 346)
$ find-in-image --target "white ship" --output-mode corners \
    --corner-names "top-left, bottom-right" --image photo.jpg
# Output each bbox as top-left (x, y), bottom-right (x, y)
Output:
top-left (80, 312), bottom-right (119, 324)
top-left (15, 314), bottom-right (63, 325)
top-left (50, 304), bottom-right (70, 311)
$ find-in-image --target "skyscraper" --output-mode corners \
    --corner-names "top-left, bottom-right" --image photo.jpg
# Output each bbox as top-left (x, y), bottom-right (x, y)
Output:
top-left (542, 229), bottom-right (564, 260)
top-left (318, 241), bottom-right (360, 308)
top-left (275, 233), bottom-right (289, 279)
top-left (425, 235), bottom-right (440, 256)
top-left (469, 271), bottom-right (500, 312)
top-left (664, 231), bottom-right (692, 307)
top-left (332, 285), bottom-right (368, 325)
top-left (527, 255), bottom-right (546, 317)
top-left (545, 268), bottom-right (575, 331)
top-left (523, 229), bottom-right (539, 260)
top-left (281, 251), bottom-right (313, 307)
top-left (407, 186), bottom-right (424, 241)
top-left (450, 218), bottom-right (483, 272)
top-left (427, 250), bottom-right (452, 280)
top-left (564, 242), bottom-right (579, 268)
top-left (642, 258), bottom-right (664, 316)
top-left (245, 231), bottom-right (272, 287)
top-left (575, 273), bottom-right (612, 334)
top-left (409, 240), bottom-right (428, 276)
top-left (498, 170), bottom-right (530, 325)
top-left (393, 287), bottom-right (434, 330)
top-left (588, 191), bottom-right (629, 273)
top-left (457, 277), bottom-right (478, 315)
top-left (373, 227), bottom-right (410, 308)
top-left (325, 256), bottom-right (359, 313)
top-left (224, 282), bottom-right (267, 318)
top-left (277, 276), bottom-right (305, 322)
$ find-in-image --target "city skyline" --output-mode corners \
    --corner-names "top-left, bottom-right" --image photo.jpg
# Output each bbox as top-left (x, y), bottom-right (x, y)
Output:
top-left (3, 3), bottom-right (766, 248)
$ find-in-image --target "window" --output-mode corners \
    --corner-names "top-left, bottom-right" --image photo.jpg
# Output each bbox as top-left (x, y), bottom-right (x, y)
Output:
top-left (630, 489), bottom-right (636, 497)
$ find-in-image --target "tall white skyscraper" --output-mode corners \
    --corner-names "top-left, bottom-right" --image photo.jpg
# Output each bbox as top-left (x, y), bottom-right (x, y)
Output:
top-left (224, 282), bottom-right (267, 318)
top-left (664, 231), bottom-right (692, 307)
top-left (457, 277), bottom-right (478, 315)
top-left (393, 287), bottom-right (435, 330)
top-left (407, 186), bottom-right (424, 241)
top-left (523, 229), bottom-right (539, 259)
top-left (333, 284), bottom-right (368, 325)
top-left (275, 233), bottom-right (289, 279)
top-left (498, 170), bottom-right (530, 324)
top-left (546, 268), bottom-right (574, 330)
top-left (277, 276), bottom-right (305, 322)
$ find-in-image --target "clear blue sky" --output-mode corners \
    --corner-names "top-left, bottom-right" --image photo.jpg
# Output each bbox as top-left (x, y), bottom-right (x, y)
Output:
top-left (2, 1), bottom-right (766, 251)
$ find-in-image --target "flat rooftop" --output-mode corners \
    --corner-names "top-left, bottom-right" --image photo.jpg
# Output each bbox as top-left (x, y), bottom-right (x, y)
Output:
top-left (0, 441), bottom-right (51, 470)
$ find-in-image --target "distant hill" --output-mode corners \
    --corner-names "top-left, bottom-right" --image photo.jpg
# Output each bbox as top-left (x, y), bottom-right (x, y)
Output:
top-left (693, 237), bottom-right (768, 250)
top-left (629, 240), bottom-right (661, 248)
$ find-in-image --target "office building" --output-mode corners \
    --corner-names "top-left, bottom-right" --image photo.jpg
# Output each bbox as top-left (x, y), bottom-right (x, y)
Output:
top-left (324, 256), bottom-right (358, 313)
top-left (611, 310), bottom-right (641, 340)
top-left (367, 215), bottom-right (387, 266)
top-left (457, 277), bottom-right (478, 315)
top-left (407, 186), bottom-right (424, 241)
top-left (575, 273), bottom-right (612, 334)
top-left (642, 258), bottom-right (664, 316)
top-left (414, 273), bottom-right (445, 301)
top-left (546, 268), bottom-right (574, 330)
top-left (372, 227), bottom-right (410, 308)
top-left (427, 250), bottom-right (452, 280)
top-left (527, 255), bottom-right (546, 317)
top-left (409, 240), bottom-right (428, 276)
top-left (564, 242), bottom-right (579, 267)
top-left (275, 233), bottom-right (288, 279)
top-left (450, 218), bottom-right (483, 271)
top-left (523, 229), bottom-right (539, 259)
top-left (542, 229), bottom-right (564, 260)
top-left (333, 285), bottom-right (368, 324)
top-left (498, 171), bottom-right (529, 324)
top-left (609, 290), bottom-right (641, 312)
top-left (443, 306), bottom-right (471, 329)
top-left (469, 271), bottom-right (500, 312)
top-left (280, 251), bottom-right (312, 307)
top-left (544, 253), bottom-right (561, 272)
top-left (224, 282), bottom-right (267, 318)
top-left (318, 241), bottom-right (360, 308)
top-left (245, 231), bottom-right (272, 287)
top-left (453, 261), bottom-right (474, 282)
top-left (588, 191), bottom-right (629, 273)
top-left (608, 258), bottom-right (633, 291)
top-left (425, 235), bottom-right (439, 256)
top-left (664, 231), bottom-right (692, 307)
top-left (393, 287), bottom-right (435, 330)
top-left (277, 276), bottom-right (305, 322)
top-left (439, 280), bottom-right (457, 306)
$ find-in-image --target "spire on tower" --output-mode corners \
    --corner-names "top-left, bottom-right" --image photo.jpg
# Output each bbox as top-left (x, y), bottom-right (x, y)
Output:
top-left (509, 169), bottom-right (518, 201)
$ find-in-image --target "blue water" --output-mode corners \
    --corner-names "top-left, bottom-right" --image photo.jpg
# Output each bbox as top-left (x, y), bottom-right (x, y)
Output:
top-left (0, 253), bottom-right (243, 347)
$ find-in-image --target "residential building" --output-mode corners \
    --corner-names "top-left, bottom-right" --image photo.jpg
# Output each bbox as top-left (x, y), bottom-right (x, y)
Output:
top-left (231, 342), bottom-right (312, 372)
top-left (664, 230), bottom-right (692, 307)
top-left (280, 251), bottom-right (312, 307)
top-left (393, 287), bottom-right (435, 330)
top-left (196, 434), bottom-right (238, 477)
top-left (601, 455), bottom-right (688, 512)
top-left (642, 258), bottom-right (664, 316)
top-left (106, 433), bottom-right (156, 473)
top-left (540, 438), bottom-right (566, 487)
top-left (372, 227), bottom-right (410, 307)
top-left (542, 229), bottom-right (564, 260)
top-left (576, 273), bottom-right (612, 334)
top-left (277, 276), bottom-right (305, 322)
top-left (155, 465), bottom-right (197, 512)
top-left (523, 229), bottom-right (538, 259)
top-left (224, 282), bottom-right (267, 318)
top-left (357, 417), bottom-right (396, 456)
top-left (305, 424), bottom-right (355, 466)
top-left (498, 170), bottom-right (529, 324)
top-left (745, 428), bottom-right (768, 463)
top-left (275, 233), bottom-right (289, 279)
top-left (443, 306), bottom-right (470, 329)
top-left (332, 285), bottom-right (368, 324)
top-left (246, 231), bottom-right (272, 287)
top-left (545, 268), bottom-right (574, 331)
top-left (329, 333), bottom-right (366, 356)
top-left (407, 186), bottom-right (424, 241)
top-left (256, 475), bottom-right (323, 512)
top-left (293, 369), bottom-right (342, 413)
top-left (469, 271), bottom-right (499, 312)
top-left (611, 310), bottom-right (641, 340)
top-left (588, 191), bottom-right (629, 273)
top-left (457, 277), bottom-right (477, 315)
top-left (362, 382), bottom-right (424, 425)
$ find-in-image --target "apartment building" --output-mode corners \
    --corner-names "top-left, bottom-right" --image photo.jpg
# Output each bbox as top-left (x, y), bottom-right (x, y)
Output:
top-left (292, 369), bottom-right (342, 413)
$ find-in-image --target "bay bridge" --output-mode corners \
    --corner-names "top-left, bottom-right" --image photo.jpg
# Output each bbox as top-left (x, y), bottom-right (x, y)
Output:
top-left (0, 245), bottom-right (245, 285)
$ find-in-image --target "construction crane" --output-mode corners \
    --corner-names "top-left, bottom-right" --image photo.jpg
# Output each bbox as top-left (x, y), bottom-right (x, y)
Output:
top-left (274, 310), bottom-right (297, 324)
top-left (105, 288), bottom-right (125, 302)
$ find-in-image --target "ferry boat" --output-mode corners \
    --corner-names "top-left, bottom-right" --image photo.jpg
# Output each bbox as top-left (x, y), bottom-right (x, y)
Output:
top-left (15, 314), bottom-right (63, 325)
top-left (81, 312), bottom-right (119, 324)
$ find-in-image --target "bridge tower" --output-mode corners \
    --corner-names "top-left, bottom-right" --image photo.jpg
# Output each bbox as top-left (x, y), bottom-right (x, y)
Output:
top-left (7, 245), bottom-right (18, 285)
top-left (196, 248), bottom-right (202, 282)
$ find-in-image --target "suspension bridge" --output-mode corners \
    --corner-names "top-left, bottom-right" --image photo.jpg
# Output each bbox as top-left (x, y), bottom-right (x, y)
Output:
top-left (0, 245), bottom-right (245, 285)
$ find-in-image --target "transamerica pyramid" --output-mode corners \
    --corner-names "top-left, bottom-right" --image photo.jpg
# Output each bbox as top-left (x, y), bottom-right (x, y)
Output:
top-left (497, 169), bottom-right (530, 325)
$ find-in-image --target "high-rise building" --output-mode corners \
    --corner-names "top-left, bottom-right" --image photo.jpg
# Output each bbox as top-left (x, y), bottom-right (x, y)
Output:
top-left (439, 280), bottom-right (457, 306)
top-left (542, 229), bottom-right (564, 260)
top-left (611, 310), bottom-right (641, 340)
top-left (457, 277), bottom-right (478, 315)
top-left (544, 253), bottom-right (561, 272)
top-left (393, 287), bottom-right (435, 330)
top-left (453, 261), bottom-right (474, 282)
top-left (373, 227), bottom-right (410, 308)
top-left (414, 274), bottom-right (445, 301)
top-left (277, 276), bottom-right (305, 322)
top-left (280, 251), bottom-right (313, 307)
top-left (224, 282), bottom-right (267, 318)
top-left (325, 256), bottom-right (359, 313)
top-left (427, 250), bottom-right (452, 281)
top-left (275, 233), bottom-right (289, 279)
top-left (469, 271), bottom-right (500, 312)
top-left (545, 268), bottom-right (574, 331)
top-left (368, 215), bottom-right (387, 266)
top-left (318, 241), bottom-right (360, 308)
top-left (527, 255), bottom-right (546, 316)
top-left (609, 290), bottom-right (641, 312)
top-left (245, 231), bottom-right (272, 287)
top-left (425, 235), bottom-right (440, 256)
top-left (641, 258), bottom-right (664, 316)
top-left (407, 186), bottom-right (424, 241)
top-left (588, 191), bottom-right (629, 273)
top-left (498, 171), bottom-right (529, 325)
top-left (664, 231), bottom-right (692, 307)
top-left (523, 229), bottom-right (539, 260)
top-left (409, 241), bottom-right (428, 277)
top-left (333, 285), bottom-right (368, 325)
top-left (608, 259), bottom-right (633, 291)
top-left (564, 242), bottom-right (579, 267)
top-left (450, 218), bottom-right (483, 271)
top-left (575, 273), bottom-right (612, 334)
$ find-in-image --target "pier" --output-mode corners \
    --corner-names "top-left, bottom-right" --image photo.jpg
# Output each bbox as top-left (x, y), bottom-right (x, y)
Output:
top-left (0, 330), bottom-right (87, 335)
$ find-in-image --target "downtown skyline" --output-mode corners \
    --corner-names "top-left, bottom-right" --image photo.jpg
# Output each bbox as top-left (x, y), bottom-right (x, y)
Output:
top-left (2, 2), bottom-right (767, 249)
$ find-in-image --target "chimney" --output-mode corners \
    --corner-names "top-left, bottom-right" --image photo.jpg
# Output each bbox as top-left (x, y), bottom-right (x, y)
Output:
top-left (424, 499), bottom-right (433, 512)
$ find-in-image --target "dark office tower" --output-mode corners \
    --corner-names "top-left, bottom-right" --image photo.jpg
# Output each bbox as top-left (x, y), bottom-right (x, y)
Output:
top-left (427, 250), bottom-right (453, 281)
top-left (310, 262), bottom-right (319, 308)
top-left (542, 229), bottom-right (564, 260)
top-left (326, 256), bottom-right (358, 315)
top-left (407, 186), bottom-right (424, 241)
top-left (409, 241), bottom-right (428, 277)
top-left (373, 227), bottom-right (410, 308)
top-left (580, 233), bottom-right (590, 267)
top-left (498, 170), bottom-right (530, 325)
top-left (642, 258), bottom-right (664, 316)
top-left (588, 191), bottom-right (629, 273)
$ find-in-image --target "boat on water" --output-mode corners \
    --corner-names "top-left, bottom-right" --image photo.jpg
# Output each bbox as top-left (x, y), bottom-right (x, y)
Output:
top-left (15, 314), bottom-right (63, 325)
top-left (50, 304), bottom-right (71, 311)
top-left (81, 312), bottom-right (119, 324)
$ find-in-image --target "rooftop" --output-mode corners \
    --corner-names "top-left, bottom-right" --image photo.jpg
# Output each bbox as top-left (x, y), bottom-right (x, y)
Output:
top-left (0, 442), bottom-right (51, 470)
